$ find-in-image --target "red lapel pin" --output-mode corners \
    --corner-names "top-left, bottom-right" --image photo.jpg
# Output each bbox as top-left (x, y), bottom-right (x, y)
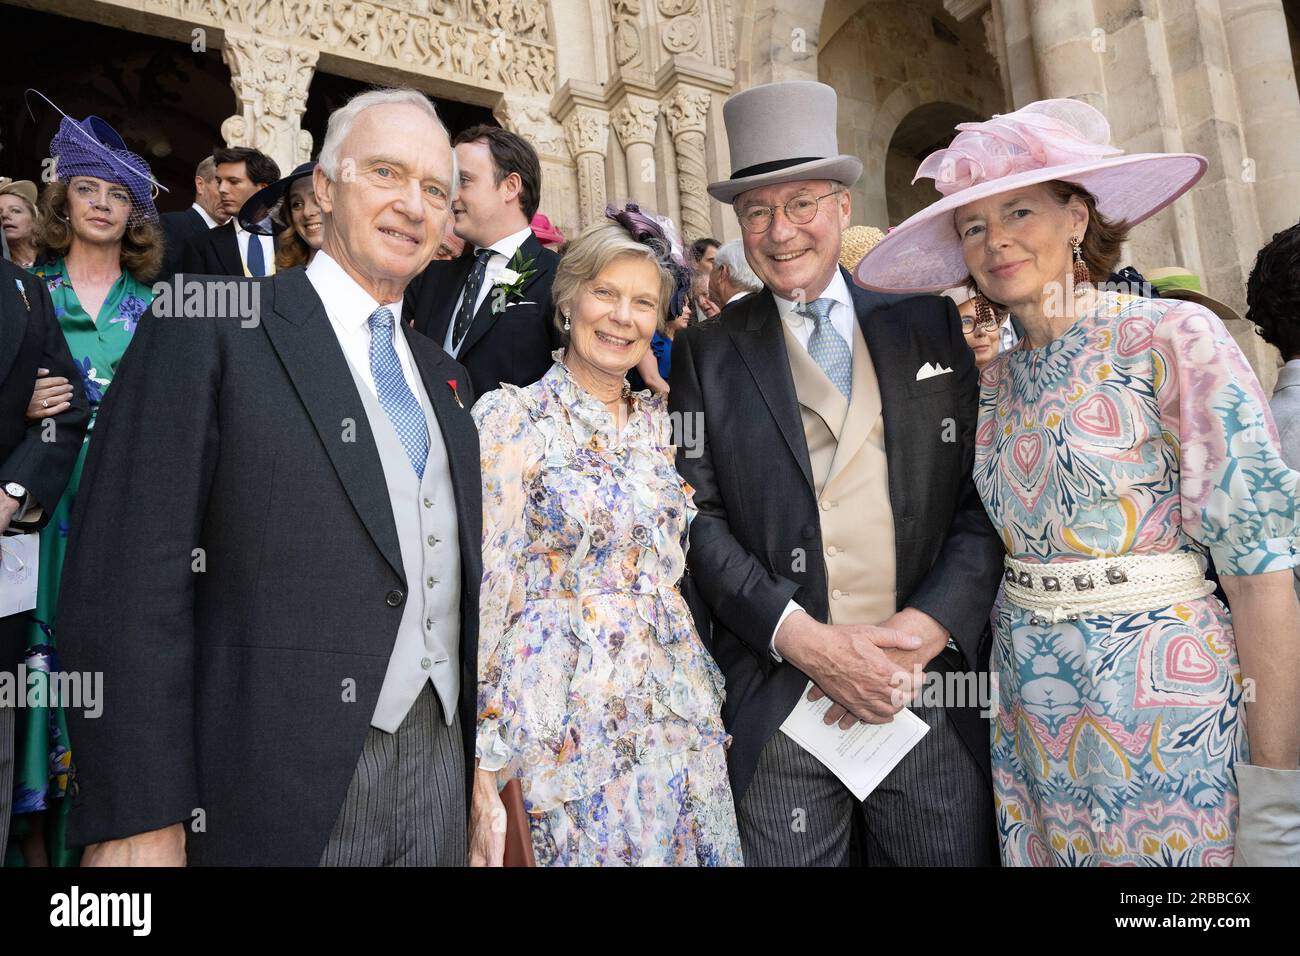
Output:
top-left (447, 379), bottom-right (464, 409)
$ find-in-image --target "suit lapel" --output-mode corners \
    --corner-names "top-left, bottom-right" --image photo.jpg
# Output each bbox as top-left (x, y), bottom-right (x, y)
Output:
top-left (0, 270), bottom-right (30, 385)
top-left (214, 222), bottom-right (243, 277)
top-left (457, 232), bottom-right (547, 358)
top-left (729, 292), bottom-right (814, 491)
top-left (260, 270), bottom-right (405, 581)
top-left (427, 253), bottom-right (474, 345)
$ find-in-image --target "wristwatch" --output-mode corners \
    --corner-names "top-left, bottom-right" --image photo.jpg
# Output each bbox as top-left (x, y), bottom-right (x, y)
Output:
top-left (2, 482), bottom-right (26, 502)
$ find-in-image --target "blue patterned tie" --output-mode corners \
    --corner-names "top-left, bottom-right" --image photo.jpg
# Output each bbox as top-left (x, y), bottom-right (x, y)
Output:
top-left (368, 306), bottom-right (428, 478)
top-left (801, 297), bottom-right (852, 400)
top-left (246, 232), bottom-right (265, 277)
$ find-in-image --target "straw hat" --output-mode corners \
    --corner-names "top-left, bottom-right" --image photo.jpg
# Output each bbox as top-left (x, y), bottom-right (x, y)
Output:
top-left (1147, 266), bottom-right (1243, 324)
top-left (839, 224), bottom-right (885, 272)
top-left (0, 178), bottom-right (38, 208)
top-left (854, 98), bottom-right (1206, 292)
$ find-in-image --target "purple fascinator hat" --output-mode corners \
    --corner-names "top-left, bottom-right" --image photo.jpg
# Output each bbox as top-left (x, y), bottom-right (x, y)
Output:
top-left (604, 202), bottom-right (693, 316)
top-left (31, 90), bottom-right (164, 226)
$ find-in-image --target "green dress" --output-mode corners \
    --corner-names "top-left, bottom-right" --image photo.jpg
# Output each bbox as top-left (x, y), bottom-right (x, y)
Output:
top-left (6, 258), bottom-right (152, 867)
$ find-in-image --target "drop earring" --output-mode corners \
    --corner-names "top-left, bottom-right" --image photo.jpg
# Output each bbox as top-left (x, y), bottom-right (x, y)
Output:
top-left (1071, 235), bottom-right (1089, 289)
top-left (973, 291), bottom-right (995, 329)
top-left (563, 310), bottom-right (571, 332)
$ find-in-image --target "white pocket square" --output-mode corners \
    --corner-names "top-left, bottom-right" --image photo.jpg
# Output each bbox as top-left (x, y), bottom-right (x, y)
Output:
top-left (915, 362), bottom-right (954, 381)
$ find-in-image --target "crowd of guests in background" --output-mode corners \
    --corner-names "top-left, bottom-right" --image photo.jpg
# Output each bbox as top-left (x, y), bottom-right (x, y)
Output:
top-left (0, 77), bottom-right (1297, 869)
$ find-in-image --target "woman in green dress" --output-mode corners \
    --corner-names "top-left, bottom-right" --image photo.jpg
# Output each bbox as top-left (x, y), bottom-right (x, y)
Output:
top-left (9, 113), bottom-right (162, 866)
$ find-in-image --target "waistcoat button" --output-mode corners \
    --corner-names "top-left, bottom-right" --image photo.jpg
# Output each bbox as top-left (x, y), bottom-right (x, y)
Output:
top-left (385, 589), bottom-right (404, 607)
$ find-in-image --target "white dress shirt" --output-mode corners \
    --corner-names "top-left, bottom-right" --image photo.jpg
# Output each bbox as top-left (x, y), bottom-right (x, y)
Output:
top-left (768, 269), bottom-right (858, 660)
top-left (306, 251), bottom-right (422, 402)
top-left (726, 290), bottom-right (751, 305)
top-left (192, 202), bottom-right (219, 229)
top-left (234, 218), bottom-right (276, 277)
top-left (443, 224), bottom-right (534, 357)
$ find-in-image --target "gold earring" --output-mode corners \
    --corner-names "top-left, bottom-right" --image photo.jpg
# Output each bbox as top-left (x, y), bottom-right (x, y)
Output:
top-left (1071, 236), bottom-right (1089, 288)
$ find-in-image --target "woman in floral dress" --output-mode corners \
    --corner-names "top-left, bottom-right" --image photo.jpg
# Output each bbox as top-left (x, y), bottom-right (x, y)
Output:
top-left (857, 99), bottom-right (1300, 865)
top-left (468, 206), bottom-right (742, 866)
top-left (9, 113), bottom-right (162, 866)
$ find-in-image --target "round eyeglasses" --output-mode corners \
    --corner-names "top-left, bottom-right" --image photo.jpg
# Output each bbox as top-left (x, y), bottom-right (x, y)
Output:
top-left (961, 314), bottom-right (1001, 335)
top-left (737, 190), bottom-right (842, 234)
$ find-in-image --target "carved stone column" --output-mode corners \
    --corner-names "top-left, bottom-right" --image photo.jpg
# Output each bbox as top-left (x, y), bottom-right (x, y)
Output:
top-left (662, 85), bottom-right (712, 243)
top-left (612, 96), bottom-right (661, 208)
top-left (563, 107), bottom-right (612, 229)
top-left (221, 31), bottom-right (319, 176)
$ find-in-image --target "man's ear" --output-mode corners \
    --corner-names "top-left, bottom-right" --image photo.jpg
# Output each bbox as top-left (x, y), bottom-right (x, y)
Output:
top-left (313, 165), bottom-right (334, 215)
top-left (501, 171), bottom-right (523, 205)
top-left (838, 188), bottom-right (853, 229)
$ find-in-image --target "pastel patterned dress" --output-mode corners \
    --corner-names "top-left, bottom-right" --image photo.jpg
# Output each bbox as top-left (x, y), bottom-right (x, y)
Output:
top-left (974, 291), bottom-right (1300, 867)
top-left (472, 353), bottom-right (743, 866)
top-left (7, 258), bottom-right (151, 867)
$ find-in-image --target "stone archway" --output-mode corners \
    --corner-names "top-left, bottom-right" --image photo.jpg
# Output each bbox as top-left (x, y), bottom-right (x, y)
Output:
top-left (882, 100), bottom-right (981, 225)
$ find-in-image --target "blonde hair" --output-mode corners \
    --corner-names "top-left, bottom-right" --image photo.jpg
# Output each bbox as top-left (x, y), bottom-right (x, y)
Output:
top-left (550, 220), bottom-right (678, 343)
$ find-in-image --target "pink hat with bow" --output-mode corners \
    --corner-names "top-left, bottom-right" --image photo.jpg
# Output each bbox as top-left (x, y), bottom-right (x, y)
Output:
top-left (854, 98), bottom-right (1206, 292)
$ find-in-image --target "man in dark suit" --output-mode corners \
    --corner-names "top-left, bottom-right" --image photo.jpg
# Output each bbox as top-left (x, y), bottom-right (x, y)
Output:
top-left (670, 81), bottom-right (1004, 866)
top-left (0, 258), bottom-right (89, 853)
top-left (180, 146), bottom-right (279, 278)
top-left (408, 125), bottom-right (559, 395)
top-left (157, 155), bottom-right (226, 280)
top-left (60, 90), bottom-right (480, 866)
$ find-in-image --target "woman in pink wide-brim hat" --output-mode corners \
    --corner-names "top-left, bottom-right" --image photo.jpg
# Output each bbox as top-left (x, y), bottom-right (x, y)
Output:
top-left (861, 98), bottom-right (1300, 867)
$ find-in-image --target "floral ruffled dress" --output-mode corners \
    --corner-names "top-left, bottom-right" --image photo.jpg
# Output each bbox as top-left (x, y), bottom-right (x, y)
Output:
top-left (471, 352), bottom-right (742, 866)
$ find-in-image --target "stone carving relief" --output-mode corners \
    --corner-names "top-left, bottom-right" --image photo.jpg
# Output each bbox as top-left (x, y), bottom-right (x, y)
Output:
top-left (221, 32), bottom-right (319, 171)
top-left (563, 107), bottom-right (612, 228)
top-left (611, 0), bottom-right (643, 67)
top-left (662, 87), bottom-right (712, 242)
top-left (612, 99), bottom-right (660, 148)
top-left (661, 16), bottom-right (700, 54)
top-left (497, 101), bottom-right (569, 160)
top-left (139, 0), bottom-right (556, 93)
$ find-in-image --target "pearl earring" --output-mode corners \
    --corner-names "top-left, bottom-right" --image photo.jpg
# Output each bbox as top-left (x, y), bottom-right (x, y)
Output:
top-left (563, 310), bottom-right (571, 332)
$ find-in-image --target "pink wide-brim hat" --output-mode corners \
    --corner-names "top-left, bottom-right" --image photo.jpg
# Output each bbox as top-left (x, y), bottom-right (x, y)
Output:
top-left (854, 98), bottom-right (1207, 293)
top-left (530, 212), bottom-right (565, 246)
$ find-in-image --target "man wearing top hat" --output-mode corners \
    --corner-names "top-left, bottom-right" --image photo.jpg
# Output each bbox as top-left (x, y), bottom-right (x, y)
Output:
top-left (669, 81), bottom-right (1004, 865)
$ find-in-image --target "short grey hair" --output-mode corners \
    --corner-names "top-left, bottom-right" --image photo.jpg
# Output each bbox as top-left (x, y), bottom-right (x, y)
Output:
top-left (317, 87), bottom-right (457, 198)
top-left (195, 156), bottom-right (216, 180)
top-left (714, 239), bottom-right (762, 292)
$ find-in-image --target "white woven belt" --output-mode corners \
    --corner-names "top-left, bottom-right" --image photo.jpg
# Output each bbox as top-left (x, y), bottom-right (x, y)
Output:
top-left (1002, 551), bottom-right (1216, 622)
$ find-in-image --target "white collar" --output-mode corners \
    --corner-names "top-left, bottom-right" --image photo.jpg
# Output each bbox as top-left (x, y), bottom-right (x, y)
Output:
top-left (192, 203), bottom-right (219, 229)
top-left (770, 269), bottom-right (853, 322)
top-left (475, 223), bottom-right (533, 262)
top-left (306, 250), bottom-right (405, 328)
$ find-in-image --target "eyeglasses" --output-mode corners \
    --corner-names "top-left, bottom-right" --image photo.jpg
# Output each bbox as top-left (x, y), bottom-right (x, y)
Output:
top-left (737, 190), bottom-right (842, 234)
top-left (961, 314), bottom-right (1001, 335)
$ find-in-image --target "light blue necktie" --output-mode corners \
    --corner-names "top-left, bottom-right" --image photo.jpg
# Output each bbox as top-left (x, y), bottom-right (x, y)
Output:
top-left (801, 297), bottom-right (852, 400)
top-left (368, 306), bottom-right (428, 478)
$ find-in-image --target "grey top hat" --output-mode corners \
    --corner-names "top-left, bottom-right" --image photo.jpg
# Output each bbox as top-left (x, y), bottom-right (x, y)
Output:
top-left (707, 81), bottom-right (863, 204)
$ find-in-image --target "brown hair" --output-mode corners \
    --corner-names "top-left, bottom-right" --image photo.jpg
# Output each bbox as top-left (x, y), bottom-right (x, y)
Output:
top-left (1043, 179), bottom-right (1130, 281)
top-left (36, 181), bottom-right (163, 283)
top-left (452, 124), bottom-right (542, 220)
top-left (275, 227), bottom-right (311, 270)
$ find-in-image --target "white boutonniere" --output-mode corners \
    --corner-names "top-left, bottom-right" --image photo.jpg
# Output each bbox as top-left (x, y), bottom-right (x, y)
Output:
top-left (490, 251), bottom-right (539, 314)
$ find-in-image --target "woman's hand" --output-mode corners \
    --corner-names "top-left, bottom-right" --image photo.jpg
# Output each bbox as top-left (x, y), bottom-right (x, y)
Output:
top-left (468, 767), bottom-right (506, 867)
top-left (27, 369), bottom-right (74, 423)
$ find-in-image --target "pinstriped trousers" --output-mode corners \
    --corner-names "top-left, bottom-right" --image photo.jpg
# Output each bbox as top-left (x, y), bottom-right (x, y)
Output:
top-left (319, 683), bottom-right (467, 867)
top-left (737, 703), bottom-right (995, 866)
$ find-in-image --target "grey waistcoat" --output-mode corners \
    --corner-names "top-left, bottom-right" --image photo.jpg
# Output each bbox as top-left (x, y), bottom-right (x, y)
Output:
top-left (342, 354), bottom-right (462, 732)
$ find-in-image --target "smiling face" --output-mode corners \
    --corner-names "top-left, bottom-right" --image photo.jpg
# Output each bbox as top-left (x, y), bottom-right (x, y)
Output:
top-left (566, 253), bottom-right (662, 380)
top-left (214, 161), bottom-right (265, 218)
top-left (66, 176), bottom-right (130, 245)
top-left (736, 178), bottom-right (850, 302)
top-left (315, 102), bottom-right (453, 301)
top-left (0, 195), bottom-right (34, 246)
top-left (287, 176), bottom-right (322, 250)
top-left (956, 183), bottom-right (1087, 317)
top-left (451, 138), bottom-right (522, 249)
